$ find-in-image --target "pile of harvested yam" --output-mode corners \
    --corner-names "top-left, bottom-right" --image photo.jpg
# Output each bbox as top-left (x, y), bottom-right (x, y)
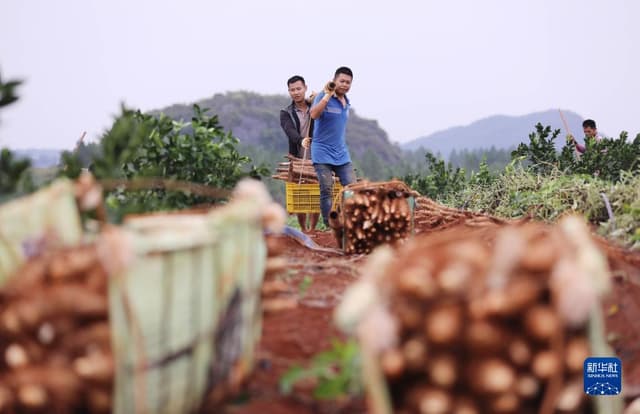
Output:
top-left (0, 243), bottom-right (112, 413)
top-left (272, 155), bottom-right (340, 185)
top-left (337, 216), bottom-right (618, 413)
top-left (330, 180), bottom-right (417, 254)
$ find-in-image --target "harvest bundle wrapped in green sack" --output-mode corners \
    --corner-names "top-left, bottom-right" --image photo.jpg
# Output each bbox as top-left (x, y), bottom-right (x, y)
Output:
top-left (0, 179), bottom-right (83, 283)
top-left (0, 178), bottom-right (286, 413)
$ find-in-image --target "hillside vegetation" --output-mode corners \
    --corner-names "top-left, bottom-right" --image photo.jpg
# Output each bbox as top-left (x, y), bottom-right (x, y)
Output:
top-left (158, 91), bottom-right (404, 165)
top-left (408, 124), bottom-right (640, 249)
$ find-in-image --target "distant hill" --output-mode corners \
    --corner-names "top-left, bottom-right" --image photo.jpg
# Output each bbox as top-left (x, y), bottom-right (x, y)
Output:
top-left (402, 110), bottom-right (585, 157)
top-left (157, 91), bottom-right (404, 164)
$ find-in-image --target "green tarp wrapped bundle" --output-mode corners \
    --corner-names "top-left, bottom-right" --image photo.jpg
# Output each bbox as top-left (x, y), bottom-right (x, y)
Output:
top-left (109, 196), bottom-right (268, 414)
top-left (0, 178), bottom-right (83, 283)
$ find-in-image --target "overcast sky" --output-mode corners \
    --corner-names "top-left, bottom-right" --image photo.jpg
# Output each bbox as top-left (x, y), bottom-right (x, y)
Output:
top-left (1, 0), bottom-right (638, 150)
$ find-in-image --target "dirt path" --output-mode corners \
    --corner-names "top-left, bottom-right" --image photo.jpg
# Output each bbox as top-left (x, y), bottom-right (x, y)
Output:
top-left (223, 230), bottom-right (366, 414)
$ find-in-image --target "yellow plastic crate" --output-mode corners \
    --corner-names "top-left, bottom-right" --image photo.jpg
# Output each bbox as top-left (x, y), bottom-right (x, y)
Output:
top-left (285, 182), bottom-right (342, 214)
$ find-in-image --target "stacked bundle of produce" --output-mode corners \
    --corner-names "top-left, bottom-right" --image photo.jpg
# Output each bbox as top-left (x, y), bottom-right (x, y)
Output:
top-left (0, 177), bottom-right (288, 414)
top-left (259, 234), bottom-right (297, 314)
top-left (330, 180), bottom-right (418, 254)
top-left (337, 216), bottom-right (618, 414)
top-left (0, 178), bottom-right (85, 283)
top-left (271, 155), bottom-right (339, 185)
top-left (115, 178), bottom-right (286, 414)
top-left (413, 196), bottom-right (508, 234)
top-left (0, 242), bottom-right (113, 413)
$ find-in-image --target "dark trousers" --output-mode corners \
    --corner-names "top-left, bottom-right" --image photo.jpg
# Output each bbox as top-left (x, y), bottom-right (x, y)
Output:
top-left (313, 162), bottom-right (356, 226)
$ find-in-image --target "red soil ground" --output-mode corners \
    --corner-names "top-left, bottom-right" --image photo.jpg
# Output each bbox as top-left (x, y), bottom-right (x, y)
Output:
top-left (222, 223), bottom-right (640, 413)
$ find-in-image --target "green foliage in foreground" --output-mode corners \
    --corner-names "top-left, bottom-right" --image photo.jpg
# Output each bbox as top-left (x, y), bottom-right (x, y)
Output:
top-left (280, 338), bottom-right (361, 400)
top-left (0, 71), bottom-right (33, 200)
top-left (0, 71), bottom-right (21, 110)
top-left (0, 148), bottom-right (33, 200)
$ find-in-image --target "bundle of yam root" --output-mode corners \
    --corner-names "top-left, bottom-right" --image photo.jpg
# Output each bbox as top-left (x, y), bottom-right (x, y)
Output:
top-left (330, 180), bottom-right (419, 255)
top-left (271, 155), bottom-right (340, 184)
top-left (0, 243), bottom-right (113, 414)
top-left (260, 233), bottom-right (298, 314)
top-left (337, 216), bottom-right (614, 414)
top-left (413, 196), bottom-right (508, 234)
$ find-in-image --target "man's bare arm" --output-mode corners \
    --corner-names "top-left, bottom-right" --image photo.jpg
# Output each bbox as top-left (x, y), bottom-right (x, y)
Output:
top-left (310, 93), bottom-right (331, 119)
top-left (310, 82), bottom-right (336, 119)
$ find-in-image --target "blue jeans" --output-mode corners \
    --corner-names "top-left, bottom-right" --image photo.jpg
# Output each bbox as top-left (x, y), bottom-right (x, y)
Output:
top-left (313, 162), bottom-right (356, 226)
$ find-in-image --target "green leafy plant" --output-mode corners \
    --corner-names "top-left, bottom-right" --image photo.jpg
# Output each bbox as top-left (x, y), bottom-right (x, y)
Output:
top-left (0, 71), bottom-right (32, 200)
top-left (0, 72), bottom-right (21, 110)
top-left (448, 146), bottom-right (513, 176)
top-left (442, 166), bottom-right (640, 249)
top-left (58, 105), bottom-right (149, 181)
top-left (468, 156), bottom-right (497, 186)
top-left (512, 123), bottom-right (640, 182)
top-left (571, 132), bottom-right (640, 181)
top-left (58, 140), bottom-right (101, 179)
top-left (511, 123), bottom-right (562, 174)
top-left (403, 152), bottom-right (467, 200)
top-left (0, 148), bottom-right (33, 198)
top-left (60, 104), bottom-right (269, 219)
top-left (280, 338), bottom-right (362, 400)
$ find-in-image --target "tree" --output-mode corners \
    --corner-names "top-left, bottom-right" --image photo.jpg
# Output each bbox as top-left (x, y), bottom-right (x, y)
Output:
top-left (0, 70), bottom-right (32, 198)
top-left (0, 71), bottom-right (21, 110)
top-left (511, 123), bottom-right (561, 175)
top-left (512, 123), bottom-right (640, 182)
top-left (60, 104), bottom-right (269, 218)
top-left (402, 152), bottom-right (467, 200)
top-left (0, 148), bottom-right (31, 195)
top-left (356, 149), bottom-right (389, 181)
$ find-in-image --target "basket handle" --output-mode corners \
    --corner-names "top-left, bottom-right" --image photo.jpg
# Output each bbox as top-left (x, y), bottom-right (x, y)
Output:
top-left (298, 147), bottom-right (308, 185)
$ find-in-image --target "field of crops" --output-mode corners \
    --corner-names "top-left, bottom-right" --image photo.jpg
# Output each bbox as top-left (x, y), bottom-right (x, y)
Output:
top-left (1, 173), bottom-right (639, 413)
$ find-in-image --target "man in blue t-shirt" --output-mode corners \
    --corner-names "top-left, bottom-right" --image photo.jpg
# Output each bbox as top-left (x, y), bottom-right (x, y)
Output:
top-left (302, 66), bottom-right (356, 226)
